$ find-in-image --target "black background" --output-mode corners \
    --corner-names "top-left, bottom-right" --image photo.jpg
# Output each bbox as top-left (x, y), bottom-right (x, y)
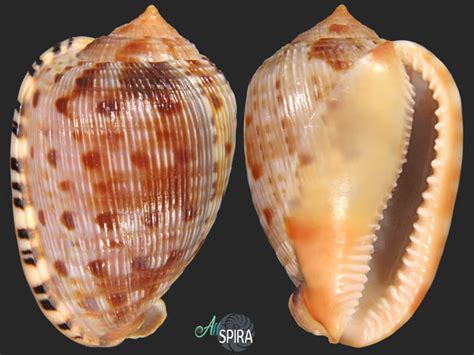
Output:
top-left (0, 1), bottom-right (472, 354)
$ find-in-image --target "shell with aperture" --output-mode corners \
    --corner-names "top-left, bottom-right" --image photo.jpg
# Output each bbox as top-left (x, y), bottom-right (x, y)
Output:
top-left (244, 5), bottom-right (462, 347)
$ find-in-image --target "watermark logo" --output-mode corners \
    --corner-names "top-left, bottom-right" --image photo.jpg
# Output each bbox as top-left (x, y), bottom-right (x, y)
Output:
top-left (195, 313), bottom-right (255, 352)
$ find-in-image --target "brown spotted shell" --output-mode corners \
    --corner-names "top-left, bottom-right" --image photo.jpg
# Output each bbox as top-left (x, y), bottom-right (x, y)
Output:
top-left (11, 5), bottom-right (236, 347)
top-left (244, 5), bottom-right (462, 347)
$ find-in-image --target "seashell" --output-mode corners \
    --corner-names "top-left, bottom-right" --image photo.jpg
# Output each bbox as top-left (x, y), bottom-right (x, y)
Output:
top-left (244, 5), bottom-right (462, 347)
top-left (11, 5), bottom-right (236, 347)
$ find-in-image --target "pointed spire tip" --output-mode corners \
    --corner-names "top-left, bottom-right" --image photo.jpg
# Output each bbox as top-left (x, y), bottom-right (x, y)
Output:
top-left (332, 4), bottom-right (351, 17)
top-left (142, 4), bottom-right (161, 18)
top-left (335, 4), bottom-right (348, 13)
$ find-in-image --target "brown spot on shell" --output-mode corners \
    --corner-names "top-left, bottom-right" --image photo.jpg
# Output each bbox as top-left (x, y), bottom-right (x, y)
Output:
top-left (281, 116), bottom-right (297, 154)
top-left (30, 146), bottom-right (34, 159)
top-left (245, 137), bottom-right (264, 180)
top-left (309, 40), bottom-right (352, 70)
top-left (209, 92), bottom-right (223, 111)
top-left (329, 23), bottom-right (348, 33)
top-left (250, 163), bottom-right (263, 180)
top-left (54, 73), bottom-right (63, 83)
top-left (211, 180), bottom-right (218, 200)
top-left (82, 151), bottom-right (101, 170)
top-left (275, 80), bottom-right (281, 90)
top-left (60, 212), bottom-right (75, 230)
top-left (38, 210), bottom-right (46, 226)
top-left (54, 260), bottom-right (69, 277)
top-left (55, 97), bottom-right (69, 116)
top-left (130, 250), bottom-right (185, 290)
top-left (95, 212), bottom-right (118, 231)
top-left (115, 38), bottom-right (151, 62)
top-left (277, 94), bottom-right (283, 105)
top-left (32, 90), bottom-right (40, 108)
top-left (130, 151), bottom-right (150, 168)
top-left (118, 63), bottom-right (184, 115)
top-left (72, 130), bottom-right (83, 142)
top-left (93, 181), bottom-right (108, 195)
top-left (87, 259), bottom-right (107, 278)
top-left (308, 38), bottom-right (376, 71)
top-left (225, 142), bottom-right (233, 156)
top-left (75, 69), bottom-right (96, 90)
top-left (59, 180), bottom-right (71, 192)
top-left (47, 149), bottom-right (57, 167)
top-left (245, 114), bottom-right (253, 127)
top-left (262, 208), bottom-right (273, 226)
top-left (298, 152), bottom-right (313, 166)
top-left (175, 147), bottom-right (196, 165)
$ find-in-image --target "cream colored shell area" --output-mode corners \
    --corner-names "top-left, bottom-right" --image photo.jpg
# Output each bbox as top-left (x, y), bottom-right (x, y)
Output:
top-left (12, 37), bottom-right (236, 346)
top-left (244, 39), bottom-right (462, 346)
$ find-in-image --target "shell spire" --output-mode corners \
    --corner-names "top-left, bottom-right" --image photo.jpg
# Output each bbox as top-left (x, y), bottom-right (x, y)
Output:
top-left (111, 5), bottom-right (180, 39)
top-left (293, 5), bottom-right (379, 43)
top-left (79, 5), bottom-right (200, 62)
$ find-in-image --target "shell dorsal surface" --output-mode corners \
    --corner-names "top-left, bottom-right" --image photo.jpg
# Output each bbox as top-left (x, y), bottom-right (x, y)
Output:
top-left (11, 5), bottom-right (236, 347)
top-left (244, 5), bottom-right (462, 348)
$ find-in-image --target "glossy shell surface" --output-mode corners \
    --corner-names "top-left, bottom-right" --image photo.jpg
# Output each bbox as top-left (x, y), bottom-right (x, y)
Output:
top-left (11, 6), bottom-right (236, 347)
top-left (244, 5), bottom-right (462, 347)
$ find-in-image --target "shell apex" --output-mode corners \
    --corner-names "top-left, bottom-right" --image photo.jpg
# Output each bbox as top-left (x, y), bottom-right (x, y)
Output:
top-left (111, 5), bottom-right (181, 39)
top-left (293, 4), bottom-right (380, 43)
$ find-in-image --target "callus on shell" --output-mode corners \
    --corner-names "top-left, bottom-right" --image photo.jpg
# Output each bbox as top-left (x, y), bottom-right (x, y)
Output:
top-left (244, 5), bottom-right (462, 347)
top-left (11, 5), bottom-right (236, 346)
